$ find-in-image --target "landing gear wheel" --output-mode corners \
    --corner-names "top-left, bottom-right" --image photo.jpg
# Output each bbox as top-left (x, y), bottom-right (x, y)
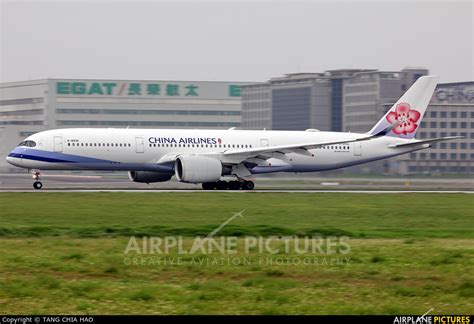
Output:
top-left (33, 181), bottom-right (43, 190)
top-left (216, 181), bottom-right (228, 190)
top-left (242, 181), bottom-right (255, 190)
top-left (202, 182), bottom-right (216, 190)
top-left (228, 181), bottom-right (241, 190)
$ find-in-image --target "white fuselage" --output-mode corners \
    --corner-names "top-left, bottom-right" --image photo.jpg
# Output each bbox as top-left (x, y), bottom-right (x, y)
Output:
top-left (6, 128), bottom-right (423, 175)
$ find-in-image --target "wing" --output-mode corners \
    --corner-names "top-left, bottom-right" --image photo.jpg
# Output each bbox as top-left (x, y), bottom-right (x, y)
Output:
top-left (387, 136), bottom-right (463, 148)
top-left (221, 133), bottom-right (380, 163)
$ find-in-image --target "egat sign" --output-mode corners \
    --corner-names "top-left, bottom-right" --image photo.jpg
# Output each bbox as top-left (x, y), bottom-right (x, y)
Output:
top-left (55, 81), bottom-right (242, 97)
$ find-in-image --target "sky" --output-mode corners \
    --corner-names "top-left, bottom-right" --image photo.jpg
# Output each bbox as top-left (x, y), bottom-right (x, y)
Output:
top-left (1, 0), bottom-right (473, 83)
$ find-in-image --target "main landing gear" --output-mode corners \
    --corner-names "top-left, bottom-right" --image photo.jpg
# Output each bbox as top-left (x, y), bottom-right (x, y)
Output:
top-left (32, 170), bottom-right (43, 190)
top-left (202, 180), bottom-right (255, 190)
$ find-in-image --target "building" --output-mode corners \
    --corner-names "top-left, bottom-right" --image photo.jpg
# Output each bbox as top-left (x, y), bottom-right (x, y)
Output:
top-left (241, 68), bottom-right (425, 132)
top-left (394, 82), bottom-right (474, 174)
top-left (0, 78), bottom-right (250, 170)
top-left (242, 71), bottom-right (362, 131)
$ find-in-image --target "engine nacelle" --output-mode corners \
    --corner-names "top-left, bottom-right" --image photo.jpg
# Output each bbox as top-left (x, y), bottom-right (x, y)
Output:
top-left (175, 155), bottom-right (222, 183)
top-left (128, 171), bottom-right (172, 183)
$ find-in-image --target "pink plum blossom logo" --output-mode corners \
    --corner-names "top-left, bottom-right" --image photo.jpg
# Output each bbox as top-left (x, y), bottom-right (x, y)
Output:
top-left (386, 102), bottom-right (421, 135)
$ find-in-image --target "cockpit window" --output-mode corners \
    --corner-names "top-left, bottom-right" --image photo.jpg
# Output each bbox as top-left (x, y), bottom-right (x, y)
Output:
top-left (18, 140), bottom-right (36, 147)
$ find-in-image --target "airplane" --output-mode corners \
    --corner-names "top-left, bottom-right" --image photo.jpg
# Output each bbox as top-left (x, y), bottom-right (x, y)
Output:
top-left (6, 75), bottom-right (462, 190)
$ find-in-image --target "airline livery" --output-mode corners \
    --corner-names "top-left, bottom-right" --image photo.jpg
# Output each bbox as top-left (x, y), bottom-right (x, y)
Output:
top-left (6, 76), bottom-right (461, 190)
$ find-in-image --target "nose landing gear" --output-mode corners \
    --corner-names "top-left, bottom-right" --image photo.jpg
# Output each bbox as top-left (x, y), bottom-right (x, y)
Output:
top-left (32, 170), bottom-right (43, 190)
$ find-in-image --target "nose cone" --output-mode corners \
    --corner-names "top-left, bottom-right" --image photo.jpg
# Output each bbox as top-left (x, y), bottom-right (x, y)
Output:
top-left (6, 149), bottom-right (22, 167)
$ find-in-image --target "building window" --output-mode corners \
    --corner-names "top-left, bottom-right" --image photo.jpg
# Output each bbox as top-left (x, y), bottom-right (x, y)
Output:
top-left (450, 153), bottom-right (457, 159)
top-left (450, 112), bottom-right (457, 118)
top-left (430, 111), bottom-right (437, 118)
top-left (430, 132), bottom-right (437, 138)
top-left (440, 153), bottom-right (447, 159)
top-left (450, 122), bottom-right (457, 128)
top-left (430, 153), bottom-right (436, 159)
top-left (450, 143), bottom-right (457, 149)
top-left (440, 143), bottom-right (447, 149)
top-left (440, 112), bottom-right (447, 118)
top-left (460, 143), bottom-right (467, 149)
top-left (420, 153), bottom-right (426, 159)
top-left (461, 112), bottom-right (467, 118)
top-left (460, 153), bottom-right (467, 160)
top-left (440, 122), bottom-right (447, 128)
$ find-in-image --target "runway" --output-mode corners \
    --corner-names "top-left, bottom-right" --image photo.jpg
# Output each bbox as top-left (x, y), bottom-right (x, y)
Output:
top-left (0, 189), bottom-right (472, 193)
top-left (1, 173), bottom-right (472, 193)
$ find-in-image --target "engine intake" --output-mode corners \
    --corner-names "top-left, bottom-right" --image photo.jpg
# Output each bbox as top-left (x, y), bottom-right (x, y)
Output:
top-left (128, 171), bottom-right (172, 183)
top-left (175, 155), bottom-right (222, 183)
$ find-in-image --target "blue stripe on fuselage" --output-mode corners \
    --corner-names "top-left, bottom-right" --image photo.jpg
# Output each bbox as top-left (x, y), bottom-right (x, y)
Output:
top-left (8, 147), bottom-right (175, 173)
top-left (9, 147), bottom-right (117, 164)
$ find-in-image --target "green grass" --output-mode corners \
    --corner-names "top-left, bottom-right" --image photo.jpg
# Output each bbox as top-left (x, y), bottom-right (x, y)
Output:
top-left (0, 193), bottom-right (472, 238)
top-left (0, 192), bottom-right (472, 314)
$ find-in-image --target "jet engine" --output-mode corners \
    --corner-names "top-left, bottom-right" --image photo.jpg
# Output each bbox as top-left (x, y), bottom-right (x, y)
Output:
top-left (175, 155), bottom-right (222, 183)
top-left (128, 171), bottom-right (172, 183)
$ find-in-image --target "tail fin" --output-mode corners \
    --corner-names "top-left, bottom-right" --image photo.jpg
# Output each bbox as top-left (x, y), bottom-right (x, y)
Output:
top-left (368, 75), bottom-right (439, 139)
